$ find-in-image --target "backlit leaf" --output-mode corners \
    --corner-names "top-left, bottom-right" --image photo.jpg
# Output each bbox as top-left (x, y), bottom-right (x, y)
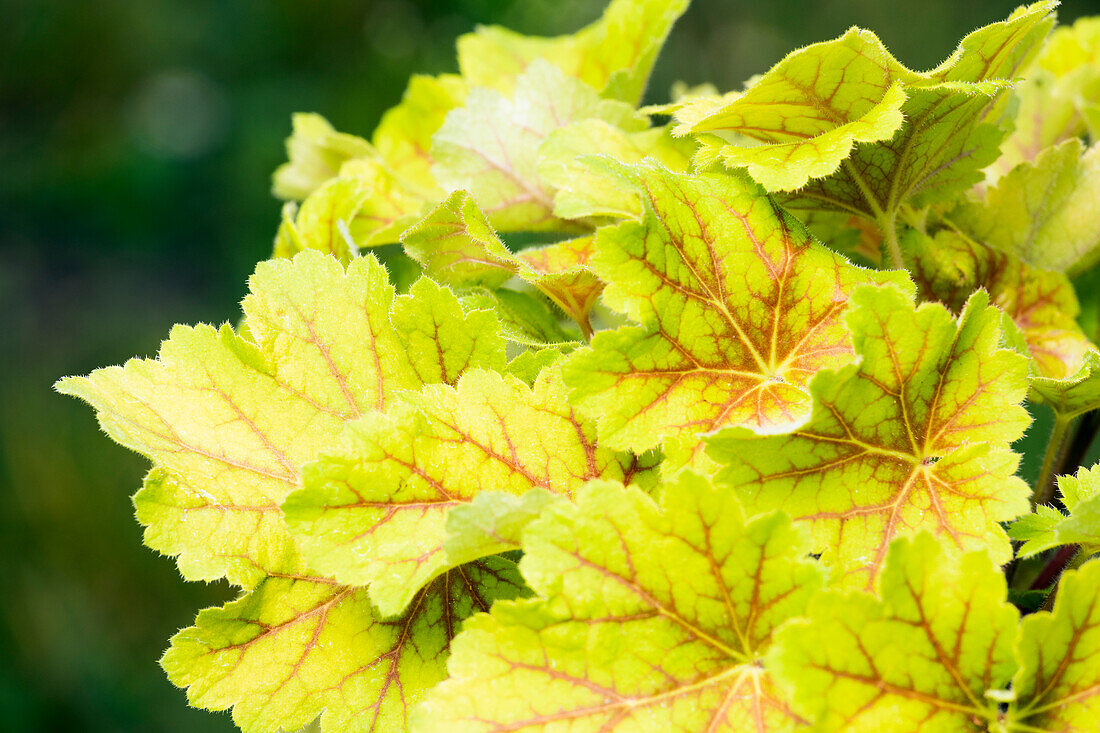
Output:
top-left (784, 3), bottom-right (1055, 221)
top-left (708, 286), bottom-right (1031, 588)
top-left (401, 190), bottom-right (604, 333)
top-left (769, 534), bottom-right (1019, 731)
top-left (672, 28), bottom-right (914, 191)
top-left (456, 0), bottom-right (690, 105)
top-left (536, 120), bottom-right (695, 220)
top-left (1029, 350), bottom-right (1100, 421)
top-left (163, 559), bottom-right (527, 733)
top-left (283, 368), bottom-right (647, 617)
top-left (562, 161), bottom-right (907, 465)
top-left (956, 139), bottom-right (1100, 275)
top-left (413, 475), bottom-right (824, 732)
top-left (1011, 560), bottom-right (1100, 730)
top-left (432, 60), bottom-right (645, 233)
top-left (995, 16), bottom-right (1100, 178)
top-left (56, 251), bottom-right (504, 588)
top-left (1010, 463), bottom-right (1100, 557)
top-left (272, 113), bottom-right (374, 201)
top-left (371, 74), bottom-right (467, 197)
top-left (903, 228), bottom-right (1093, 379)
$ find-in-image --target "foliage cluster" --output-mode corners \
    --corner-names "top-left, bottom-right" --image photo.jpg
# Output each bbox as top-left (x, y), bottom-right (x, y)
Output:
top-left (61, 1), bottom-right (1100, 730)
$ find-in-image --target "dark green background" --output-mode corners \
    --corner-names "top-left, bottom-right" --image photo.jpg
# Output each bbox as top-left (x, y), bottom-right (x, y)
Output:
top-left (3, 1), bottom-right (1097, 730)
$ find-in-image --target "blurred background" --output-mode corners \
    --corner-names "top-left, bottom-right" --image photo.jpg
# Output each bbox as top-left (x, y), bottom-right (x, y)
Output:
top-left (3, 0), bottom-right (1099, 730)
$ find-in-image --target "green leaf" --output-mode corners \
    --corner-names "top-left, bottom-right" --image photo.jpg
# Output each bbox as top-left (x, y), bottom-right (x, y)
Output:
top-left (769, 534), bottom-right (1020, 731)
top-left (536, 120), bottom-right (695, 220)
top-left (442, 488), bottom-right (566, 568)
top-left (272, 113), bottom-right (374, 201)
top-left (371, 73), bottom-right (467, 197)
top-left (708, 287), bottom-right (1031, 588)
top-left (56, 251), bottom-right (504, 588)
top-left (672, 28), bottom-right (915, 191)
top-left (1029, 350), bottom-right (1100, 421)
top-left (783, 3), bottom-right (1055, 221)
top-left (1010, 463), bottom-right (1100, 557)
top-left (432, 60), bottom-right (644, 232)
top-left (502, 347), bottom-right (567, 384)
top-left (903, 228), bottom-right (1094, 379)
top-left (283, 368), bottom-right (648, 616)
top-left (562, 161), bottom-right (907, 466)
top-left (401, 191), bottom-right (604, 333)
top-left (995, 17), bottom-right (1100, 178)
top-left (163, 559), bottom-right (527, 733)
top-left (955, 139), bottom-right (1100, 275)
top-left (1011, 559), bottom-right (1100, 730)
top-left (413, 475), bottom-right (824, 732)
top-left (456, 0), bottom-right (690, 105)
top-left (459, 288), bottom-right (579, 350)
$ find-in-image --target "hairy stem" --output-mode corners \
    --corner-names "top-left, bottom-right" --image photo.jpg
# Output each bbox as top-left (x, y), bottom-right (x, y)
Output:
top-left (1033, 415), bottom-right (1073, 508)
top-left (878, 211), bottom-right (905, 271)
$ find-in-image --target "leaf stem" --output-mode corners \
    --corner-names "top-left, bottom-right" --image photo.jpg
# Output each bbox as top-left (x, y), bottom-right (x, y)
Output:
top-left (878, 211), bottom-right (905, 271)
top-left (1038, 546), bottom-right (1092, 612)
top-left (1033, 415), bottom-right (1073, 508)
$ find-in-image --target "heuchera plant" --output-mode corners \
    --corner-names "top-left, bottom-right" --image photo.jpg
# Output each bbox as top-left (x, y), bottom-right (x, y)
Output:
top-left (59, 1), bottom-right (1100, 731)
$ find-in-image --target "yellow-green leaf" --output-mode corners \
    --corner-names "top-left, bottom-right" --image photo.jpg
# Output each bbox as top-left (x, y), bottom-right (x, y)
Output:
top-left (283, 368), bottom-right (645, 616)
top-left (769, 534), bottom-right (1020, 731)
top-left (956, 139), bottom-right (1100, 275)
top-left (413, 475), bottom-right (824, 732)
top-left (708, 287), bottom-right (1031, 588)
top-left (562, 161), bottom-right (907, 467)
top-left (904, 228), bottom-right (1094, 379)
top-left (456, 0), bottom-right (690, 105)
top-left (1011, 560), bottom-right (1100, 730)
top-left (672, 28), bottom-right (915, 191)
top-left (402, 190), bottom-right (604, 334)
top-left (431, 60), bottom-right (645, 233)
top-left (163, 560), bottom-right (527, 733)
top-left (56, 251), bottom-right (504, 588)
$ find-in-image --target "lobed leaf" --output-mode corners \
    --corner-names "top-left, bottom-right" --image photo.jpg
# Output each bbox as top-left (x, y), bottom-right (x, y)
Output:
top-left (56, 251), bottom-right (504, 588)
top-left (783, 2), bottom-right (1055, 221)
top-left (414, 475), bottom-right (824, 732)
top-left (272, 113), bottom-right (374, 201)
top-left (769, 534), bottom-right (1019, 731)
top-left (1011, 559), bottom-right (1100, 730)
top-left (431, 60), bottom-right (645, 233)
top-left (563, 161), bottom-right (907, 467)
top-left (673, 28), bottom-right (915, 191)
top-left (283, 368), bottom-right (649, 617)
top-left (456, 0), bottom-right (690, 105)
top-left (904, 228), bottom-right (1094, 379)
top-left (401, 191), bottom-right (604, 333)
top-left (163, 559), bottom-right (527, 733)
top-left (1010, 463), bottom-right (1100, 557)
top-left (955, 139), bottom-right (1100, 275)
top-left (709, 286), bottom-right (1031, 588)
top-left (994, 16), bottom-right (1100, 178)
top-left (536, 121), bottom-right (695, 220)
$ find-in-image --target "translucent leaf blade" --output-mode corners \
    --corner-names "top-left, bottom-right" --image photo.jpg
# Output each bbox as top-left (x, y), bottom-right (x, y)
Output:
top-left (709, 287), bottom-right (1031, 587)
top-left (283, 369), bottom-right (643, 616)
top-left (562, 162), bottom-right (908, 462)
top-left (769, 534), bottom-right (1019, 731)
top-left (163, 559), bottom-right (527, 733)
top-left (413, 475), bottom-right (824, 732)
